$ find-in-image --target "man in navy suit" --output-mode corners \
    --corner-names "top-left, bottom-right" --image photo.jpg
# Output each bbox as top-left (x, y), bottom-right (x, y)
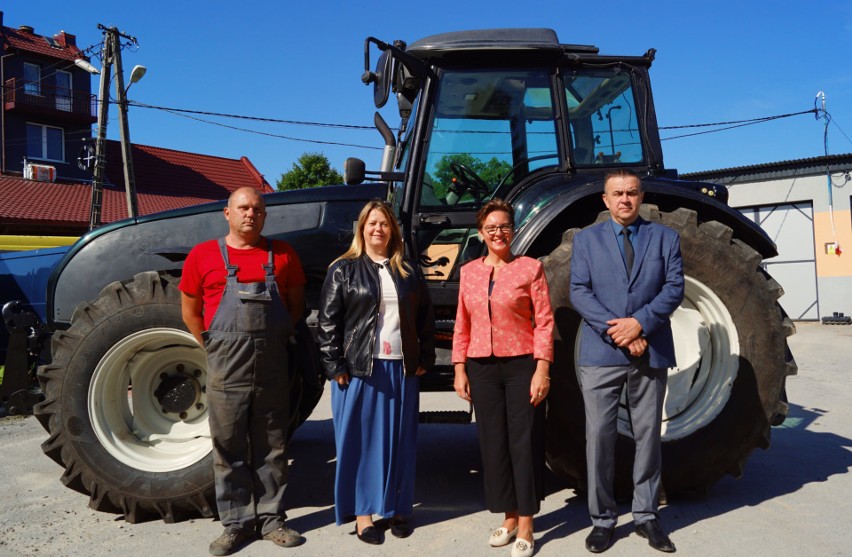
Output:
top-left (570, 169), bottom-right (684, 553)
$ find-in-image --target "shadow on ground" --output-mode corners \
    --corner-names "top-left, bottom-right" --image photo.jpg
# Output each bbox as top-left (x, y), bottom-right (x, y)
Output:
top-left (286, 402), bottom-right (852, 543)
top-left (662, 402), bottom-right (852, 532)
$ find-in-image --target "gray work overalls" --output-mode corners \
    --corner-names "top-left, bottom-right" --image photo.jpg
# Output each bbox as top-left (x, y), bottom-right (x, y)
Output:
top-left (203, 237), bottom-right (292, 535)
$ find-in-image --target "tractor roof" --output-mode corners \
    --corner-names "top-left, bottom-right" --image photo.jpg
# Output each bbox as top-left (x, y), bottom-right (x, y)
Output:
top-left (407, 28), bottom-right (599, 61)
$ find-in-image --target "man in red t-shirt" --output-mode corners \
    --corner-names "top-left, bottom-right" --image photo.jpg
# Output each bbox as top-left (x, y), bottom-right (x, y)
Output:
top-left (180, 187), bottom-right (306, 555)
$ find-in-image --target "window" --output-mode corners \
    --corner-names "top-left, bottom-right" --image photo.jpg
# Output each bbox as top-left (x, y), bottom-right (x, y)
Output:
top-left (563, 69), bottom-right (644, 166)
top-left (23, 63), bottom-right (41, 96)
top-left (415, 69), bottom-right (559, 281)
top-left (26, 123), bottom-right (64, 161)
top-left (386, 92), bottom-right (422, 217)
top-left (56, 70), bottom-right (72, 111)
top-left (419, 69), bottom-right (559, 209)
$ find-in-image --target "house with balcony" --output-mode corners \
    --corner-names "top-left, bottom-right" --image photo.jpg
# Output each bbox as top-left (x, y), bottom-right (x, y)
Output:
top-left (1, 12), bottom-right (97, 182)
top-left (0, 12), bottom-right (272, 241)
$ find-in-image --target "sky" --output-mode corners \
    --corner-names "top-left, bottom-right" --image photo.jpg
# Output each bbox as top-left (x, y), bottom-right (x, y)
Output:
top-left (7, 1), bottom-right (852, 185)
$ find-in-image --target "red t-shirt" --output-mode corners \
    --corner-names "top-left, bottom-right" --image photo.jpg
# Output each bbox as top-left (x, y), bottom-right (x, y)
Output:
top-left (179, 238), bottom-right (306, 329)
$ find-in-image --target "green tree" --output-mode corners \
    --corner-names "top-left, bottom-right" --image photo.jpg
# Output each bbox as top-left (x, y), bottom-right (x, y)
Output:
top-left (432, 154), bottom-right (513, 200)
top-left (277, 152), bottom-right (343, 191)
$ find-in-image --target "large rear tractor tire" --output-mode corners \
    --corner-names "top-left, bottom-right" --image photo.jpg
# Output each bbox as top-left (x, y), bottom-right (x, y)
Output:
top-left (34, 271), bottom-right (323, 523)
top-left (542, 207), bottom-right (796, 497)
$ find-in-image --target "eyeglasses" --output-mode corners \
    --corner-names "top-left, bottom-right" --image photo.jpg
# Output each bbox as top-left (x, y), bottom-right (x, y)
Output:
top-left (482, 224), bottom-right (514, 235)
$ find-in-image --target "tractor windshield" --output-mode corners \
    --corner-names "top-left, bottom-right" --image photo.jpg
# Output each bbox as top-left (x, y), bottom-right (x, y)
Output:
top-left (419, 69), bottom-right (559, 208)
top-left (418, 66), bottom-right (644, 209)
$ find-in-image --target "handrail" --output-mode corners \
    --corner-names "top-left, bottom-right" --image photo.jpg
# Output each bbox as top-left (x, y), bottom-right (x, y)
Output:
top-left (3, 78), bottom-right (96, 118)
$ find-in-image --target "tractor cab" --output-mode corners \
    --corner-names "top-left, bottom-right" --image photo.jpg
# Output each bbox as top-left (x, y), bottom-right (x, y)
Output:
top-left (351, 30), bottom-right (659, 296)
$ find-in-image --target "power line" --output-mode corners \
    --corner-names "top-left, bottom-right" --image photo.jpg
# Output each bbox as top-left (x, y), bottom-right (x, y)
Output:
top-left (660, 109), bottom-right (817, 141)
top-left (659, 109), bottom-right (816, 130)
top-left (5, 128), bottom-right (97, 148)
top-left (831, 118), bottom-right (852, 147)
top-left (130, 100), bottom-right (825, 150)
top-left (5, 42), bottom-right (103, 97)
top-left (133, 101), bottom-right (819, 140)
top-left (127, 101), bottom-right (376, 130)
top-left (155, 106), bottom-right (381, 150)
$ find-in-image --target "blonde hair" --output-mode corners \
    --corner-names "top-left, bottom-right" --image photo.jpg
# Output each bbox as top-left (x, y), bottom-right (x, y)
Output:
top-left (332, 200), bottom-right (411, 278)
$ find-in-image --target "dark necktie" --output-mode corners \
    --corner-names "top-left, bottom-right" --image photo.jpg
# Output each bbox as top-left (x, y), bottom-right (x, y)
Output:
top-left (622, 227), bottom-right (634, 276)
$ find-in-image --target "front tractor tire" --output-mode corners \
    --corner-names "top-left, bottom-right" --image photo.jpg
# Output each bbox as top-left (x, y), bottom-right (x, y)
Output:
top-left (34, 271), bottom-right (322, 523)
top-left (542, 207), bottom-right (796, 497)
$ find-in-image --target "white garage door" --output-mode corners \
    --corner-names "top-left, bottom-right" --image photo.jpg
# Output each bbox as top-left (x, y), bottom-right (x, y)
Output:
top-left (739, 202), bottom-right (818, 320)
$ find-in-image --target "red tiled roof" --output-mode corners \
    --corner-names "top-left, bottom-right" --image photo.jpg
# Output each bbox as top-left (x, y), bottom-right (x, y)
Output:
top-left (103, 141), bottom-right (273, 204)
top-left (0, 141), bottom-right (272, 231)
top-left (1, 25), bottom-right (83, 62)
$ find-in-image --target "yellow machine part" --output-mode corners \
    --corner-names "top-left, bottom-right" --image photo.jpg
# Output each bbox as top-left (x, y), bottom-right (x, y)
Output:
top-left (0, 235), bottom-right (78, 252)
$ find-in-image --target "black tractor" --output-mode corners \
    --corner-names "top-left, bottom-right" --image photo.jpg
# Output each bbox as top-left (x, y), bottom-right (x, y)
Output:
top-left (17, 29), bottom-right (793, 521)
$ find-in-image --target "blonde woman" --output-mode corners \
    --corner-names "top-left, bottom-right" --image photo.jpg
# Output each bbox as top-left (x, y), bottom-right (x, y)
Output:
top-left (317, 200), bottom-right (435, 545)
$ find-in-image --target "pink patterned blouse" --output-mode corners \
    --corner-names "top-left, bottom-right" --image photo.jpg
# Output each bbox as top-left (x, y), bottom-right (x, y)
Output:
top-left (452, 256), bottom-right (554, 363)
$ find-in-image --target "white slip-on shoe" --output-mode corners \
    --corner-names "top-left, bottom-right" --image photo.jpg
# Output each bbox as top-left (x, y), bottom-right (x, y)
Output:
top-left (488, 527), bottom-right (519, 547)
top-left (510, 537), bottom-right (534, 557)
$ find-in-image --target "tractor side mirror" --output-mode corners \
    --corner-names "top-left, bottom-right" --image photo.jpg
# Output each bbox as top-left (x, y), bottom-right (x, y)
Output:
top-left (373, 50), bottom-right (392, 108)
top-left (344, 158), bottom-right (366, 185)
top-left (362, 50), bottom-right (392, 109)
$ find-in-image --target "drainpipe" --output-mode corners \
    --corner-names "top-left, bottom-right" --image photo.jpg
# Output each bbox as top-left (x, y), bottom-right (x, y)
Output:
top-left (1, 52), bottom-right (13, 174)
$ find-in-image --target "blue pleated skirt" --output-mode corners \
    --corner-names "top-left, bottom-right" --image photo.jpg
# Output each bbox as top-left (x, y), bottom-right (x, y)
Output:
top-left (331, 358), bottom-right (419, 525)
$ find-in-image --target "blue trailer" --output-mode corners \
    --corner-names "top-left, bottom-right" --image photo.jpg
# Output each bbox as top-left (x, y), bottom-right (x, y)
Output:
top-left (0, 246), bottom-right (69, 415)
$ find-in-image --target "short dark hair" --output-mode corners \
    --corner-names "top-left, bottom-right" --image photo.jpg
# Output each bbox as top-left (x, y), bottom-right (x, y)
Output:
top-left (476, 199), bottom-right (515, 230)
top-left (603, 168), bottom-right (642, 190)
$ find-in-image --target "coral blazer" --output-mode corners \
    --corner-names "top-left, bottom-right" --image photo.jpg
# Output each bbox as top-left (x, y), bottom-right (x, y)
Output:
top-left (453, 256), bottom-right (554, 363)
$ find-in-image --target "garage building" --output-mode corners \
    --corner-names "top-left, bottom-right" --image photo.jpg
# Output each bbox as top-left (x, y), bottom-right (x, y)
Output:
top-left (684, 154), bottom-right (852, 322)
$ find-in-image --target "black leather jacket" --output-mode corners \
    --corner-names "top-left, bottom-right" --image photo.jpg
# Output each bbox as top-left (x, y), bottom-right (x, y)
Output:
top-left (317, 255), bottom-right (436, 380)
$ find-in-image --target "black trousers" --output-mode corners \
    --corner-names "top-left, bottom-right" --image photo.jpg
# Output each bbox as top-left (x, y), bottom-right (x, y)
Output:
top-left (468, 355), bottom-right (545, 516)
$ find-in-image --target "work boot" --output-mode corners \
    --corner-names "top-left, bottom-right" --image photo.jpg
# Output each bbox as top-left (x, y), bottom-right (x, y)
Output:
top-left (209, 527), bottom-right (253, 556)
top-left (263, 524), bottom-right (305, 548)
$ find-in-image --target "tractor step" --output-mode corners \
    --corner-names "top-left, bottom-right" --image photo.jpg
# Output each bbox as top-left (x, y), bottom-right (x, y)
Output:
top-left (419, 410), bottom-right (472, 424)
top-left (821, 312), bottom-right (851, 325)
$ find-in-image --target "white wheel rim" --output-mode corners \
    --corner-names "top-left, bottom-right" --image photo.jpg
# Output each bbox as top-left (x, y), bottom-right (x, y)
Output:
top-left (574, 274), bottom-right (739, 441)
top-left (656, 275), bottom-right (739, 440)
top-left (88, 328), bottom-right (211, 472)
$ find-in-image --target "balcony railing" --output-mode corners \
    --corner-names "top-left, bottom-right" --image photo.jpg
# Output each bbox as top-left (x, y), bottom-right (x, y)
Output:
top-left (3, 78), bottom-right (97, 122)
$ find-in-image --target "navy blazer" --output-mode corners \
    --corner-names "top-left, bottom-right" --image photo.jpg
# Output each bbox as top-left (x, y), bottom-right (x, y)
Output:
top-left (570, 217), bottom-right (684, 369)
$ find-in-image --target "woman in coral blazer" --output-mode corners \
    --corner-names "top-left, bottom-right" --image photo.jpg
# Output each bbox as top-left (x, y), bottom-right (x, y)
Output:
top-left (453, 199), bottom-right (553, 557)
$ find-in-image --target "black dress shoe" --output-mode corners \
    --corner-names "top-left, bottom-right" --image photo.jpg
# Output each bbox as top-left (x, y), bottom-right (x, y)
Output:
top-left (635, 520), bottom-right (676, 553)
top-left (356, 525), bottom-right (383, 545)
top-left (585, 526), bottom-right (614, 553)
top-left (389, 516), bottom-right (412, 538)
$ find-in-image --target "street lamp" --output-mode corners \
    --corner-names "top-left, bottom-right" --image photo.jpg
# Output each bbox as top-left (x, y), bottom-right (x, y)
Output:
top-left (127, 65), bottom-right (146, 88)
top-left (74, 57), bottom-right (100, 75)
top-left (115, 61), bottom-right (146, 220)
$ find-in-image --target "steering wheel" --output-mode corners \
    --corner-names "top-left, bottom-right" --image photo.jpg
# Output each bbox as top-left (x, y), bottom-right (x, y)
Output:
top-left (495, 153), bottom-right (559, 190)
top-left (449, 161), bottom-right (491, 200)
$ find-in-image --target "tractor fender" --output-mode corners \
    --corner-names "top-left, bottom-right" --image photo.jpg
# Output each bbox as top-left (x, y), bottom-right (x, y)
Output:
top-left (512, 176), bottom-right (777, 260)
top-left (46, 184), bottom-right (387, 329)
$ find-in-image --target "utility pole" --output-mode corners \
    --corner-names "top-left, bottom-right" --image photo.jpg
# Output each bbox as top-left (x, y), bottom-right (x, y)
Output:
top-left (89, 25), bottom-right (140, 230)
